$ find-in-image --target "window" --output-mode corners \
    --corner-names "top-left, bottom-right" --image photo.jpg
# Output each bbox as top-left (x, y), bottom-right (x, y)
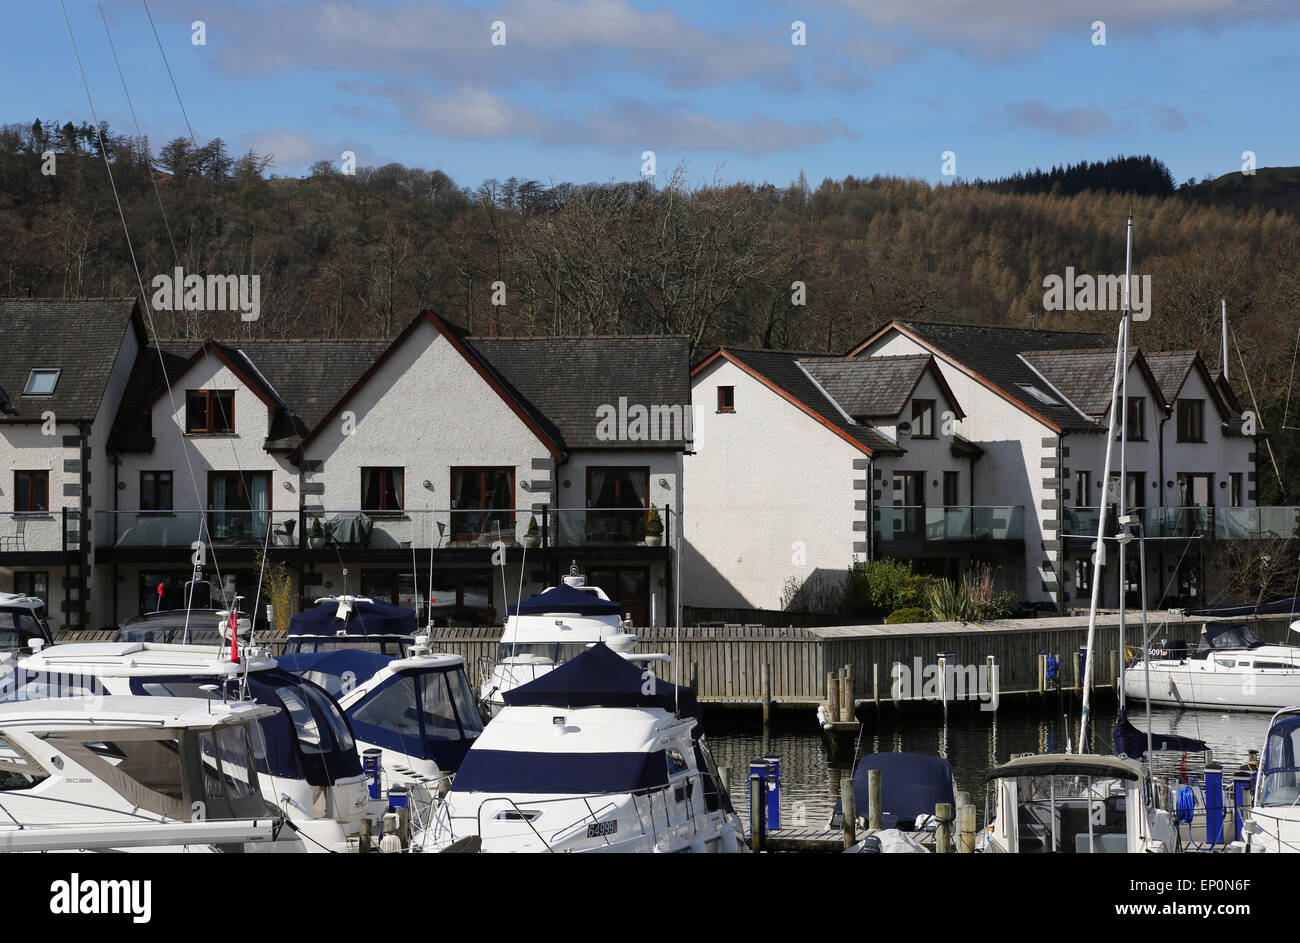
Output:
top-left (208, 472), bottom-right (271, 540)
top-left (1018, 384), bottom-right (1060, 407)
top-left (14, 472), bottom-right (48, 513)
top-left (943, 471), bottom-right (960, 508)
top-left (1176, 473), bottom-right (1213, 508)
top-left (1074, 560), bottom-right (1091, 596)
top-left (12, 572), bottom-right (47, 607)
top-left (1106, 472), bottom-right (1145, 511)
top-left (450, 467), bottom-right (515, 540)
top-left (1230, 473), bottom-right (1243, 508)
top-left (1074, 471), bottom-right (1091, 509)
top-left (23, 369), bottom-right (59, 396)
top-left (717, 386), bottom-right (734, 412)
top-left (141, 471), bottom-right (173, 512)
top-left (911, 399), bottom-right (935, 438)
top-left (361, 467), bottom-right (404, 512)
top-left (1123, 397), bottom-right (1145, 441)
top-left (186, 390), bottom-right (234, 434)
top-left (1176, 399), bottom-right (1204, 442)
top-left (585, 467), bottom-right (651, 545)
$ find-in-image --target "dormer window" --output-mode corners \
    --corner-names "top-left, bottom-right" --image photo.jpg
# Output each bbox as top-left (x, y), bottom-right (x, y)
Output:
top-left (23, 369), bottom-right (60, 396)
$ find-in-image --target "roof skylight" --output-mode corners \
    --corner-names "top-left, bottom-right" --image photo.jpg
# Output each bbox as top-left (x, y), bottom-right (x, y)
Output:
top-left (23, 369), bottom-right (60, 396)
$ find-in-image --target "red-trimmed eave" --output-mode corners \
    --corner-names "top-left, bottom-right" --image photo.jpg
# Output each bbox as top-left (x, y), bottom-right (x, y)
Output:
top-left (143, 340), bottom-right (282, 414)
top-left (692, 348), bottom-right (881, 457)
top-left (846, 321), bottom-right (1065, 434)
top-left (293, 310), bottom-right (564, 462)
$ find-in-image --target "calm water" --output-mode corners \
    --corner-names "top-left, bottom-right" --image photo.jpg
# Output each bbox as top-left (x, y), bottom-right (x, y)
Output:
top-left (707, 695), bottom-right (1274, 828)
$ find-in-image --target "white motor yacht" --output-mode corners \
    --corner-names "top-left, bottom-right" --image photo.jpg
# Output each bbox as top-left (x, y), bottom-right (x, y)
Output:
top-left (479, 568), bottom-right (645, 717)
top-left (0, 695), bottom-right (303, 852)
top-left (4, 641), bottom-right (368, 852)
top-left (421, 642), bottom-right (744, 853)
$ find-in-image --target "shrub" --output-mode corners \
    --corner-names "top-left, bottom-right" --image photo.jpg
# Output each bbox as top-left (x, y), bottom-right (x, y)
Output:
top-left (927, 577), bottom-right (976, 622)
top-left (885, 607), bottom-right (931, 624)
top-left (842, 558), bottom-right (935, 618)
top-left (645, 505), bottom-right (663, 536)
top-left (781, 573), bottom-right (844, 614)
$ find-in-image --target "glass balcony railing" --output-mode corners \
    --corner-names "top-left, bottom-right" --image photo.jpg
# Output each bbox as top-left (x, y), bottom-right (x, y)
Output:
top-left (0, 509), bottom-right (81, 554)
top-left (873, 506), bottom-right (1024, 543)
top-left (1063, 506), bottom-right (1300, 542)
top-left (94, 507), bottom-right (674, 552)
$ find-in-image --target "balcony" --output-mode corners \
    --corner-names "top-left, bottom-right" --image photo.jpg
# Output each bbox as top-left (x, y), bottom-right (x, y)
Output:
top-left (1062, 506), bottom-right (1300, 544)
top-left (0, 509), bottom-right (82, 561)
top-left (873, 506), bottom-right (1024, 546)
top-left (94, 507), bottom-right (673, 558)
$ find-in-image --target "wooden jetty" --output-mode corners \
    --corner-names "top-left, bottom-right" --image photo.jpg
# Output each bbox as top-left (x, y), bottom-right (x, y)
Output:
top-left (55, 611), bottom-right (1295, 715)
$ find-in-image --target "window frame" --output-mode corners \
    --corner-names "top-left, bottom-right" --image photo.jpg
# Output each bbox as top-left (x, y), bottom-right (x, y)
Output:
top-left (450, 466), bottom-right (516, 540)
top-left (140, 470), bottom-right (174, 513)
top-left (13, 471), bottom-right (49, 514)
top-left (1176, 398), bottom-right (1205, 443)
top-left (22, 369), bottom-right (60, 396)
top-left (716, 386), bottom-right (735, 413)
top-left (361, 467), bottom-right (405, 514)
top-left (911, 399), bottom-right (936, 439)
top-left (186, 389), bottom-right (235, 435)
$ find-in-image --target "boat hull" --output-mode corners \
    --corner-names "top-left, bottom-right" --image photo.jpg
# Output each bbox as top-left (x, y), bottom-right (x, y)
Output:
top-left (1124, 661), bottom-right (1300, 712)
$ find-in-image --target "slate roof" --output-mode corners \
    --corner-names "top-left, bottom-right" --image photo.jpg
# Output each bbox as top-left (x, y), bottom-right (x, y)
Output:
top-left (799, 355), bottom-right (932, 419)
top-left (1143, 351), bottom-right (1198, 403)
top-left (108, 338), bottom-right (392, 452)
top-left (1019, 348), bottom-right (1159, 418)
top-left (700, 347), bottom-right (904, 456)
top-left (857, 321), bottom-right (1113, 432)
top-left (0, 298), bottom-right (142, 424)
top-left (469, 334), bottom-right (691, 450)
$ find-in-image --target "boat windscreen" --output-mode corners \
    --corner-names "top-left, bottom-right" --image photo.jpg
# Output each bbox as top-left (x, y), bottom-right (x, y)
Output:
top-left (1260, 720), bottom-right (1300, 806)
top-left (0, 609), bottom-right (49, 651)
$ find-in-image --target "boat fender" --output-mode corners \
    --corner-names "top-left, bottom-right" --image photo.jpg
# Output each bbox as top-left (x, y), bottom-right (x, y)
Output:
top-left (720, 823), bottom-right (738, 853)
top-left (816, 704), bottom-right (829, 729)
top-left (379, 812), bottom-right (403, 853)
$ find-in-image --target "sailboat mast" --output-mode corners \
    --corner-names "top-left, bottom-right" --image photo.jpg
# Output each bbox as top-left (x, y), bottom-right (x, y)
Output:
top-left (1118, 210), bottom-right (1134, 711)
top-left (1079, 316), bottom-right (1127, 752)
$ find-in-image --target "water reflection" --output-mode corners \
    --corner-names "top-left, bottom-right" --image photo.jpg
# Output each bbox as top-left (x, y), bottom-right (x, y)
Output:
top-left (708, 700), bottom-right (1273, 830)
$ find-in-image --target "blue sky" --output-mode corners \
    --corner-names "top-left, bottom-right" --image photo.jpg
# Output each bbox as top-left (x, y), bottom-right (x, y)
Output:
top-left (11, 0), bottom-right (1299, 190)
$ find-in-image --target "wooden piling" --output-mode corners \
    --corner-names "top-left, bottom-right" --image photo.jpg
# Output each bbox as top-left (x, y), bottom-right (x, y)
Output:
top-left (868, 769), bottom-right (883, 832)
top-left (958, 804), bottom-right (977, 853)
top-left (841, 771), bottom-right (857, 850)
top-left (761, 663), bottom-right (771, 727)
top-left (1109, 649), bottom-right (1118, 688)
top-left (397, 805), bottom-right (410, 848)
top-left (827, 672), bottom-right (840, 719)
top-left (749, 774), bottom-right (765, 852)
top-left (935, 802), bottom-right (953, 853)
top-left (1037, 653), bottom-right (1046, 694)
top-left (892, 662), bottom-right (901, 705)
top-left (872, 662), bottom-right (879, 705)
top-left (359, 817), bottom-right (372, 854)
top-left (841, 666), bottom-right (855, 723)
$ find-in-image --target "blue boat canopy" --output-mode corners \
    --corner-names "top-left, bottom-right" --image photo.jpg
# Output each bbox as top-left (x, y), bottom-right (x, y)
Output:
top-left (277, 650), bottom-right (395, 690)
top-left (1113, 708), bottom-right (1207, 759)
top-left (1194, 621), bottom-right (1262, 657)
top-left (506, 584), bottom-right (624, 618)
top-left (287, 598), bottom-right (418, 637)
top-left (503, 641), bottom-right (697, 720)
top-left (1186, 596), bottom-right (1300, 618)
top-left (831, 753), bottom-right (954, 831)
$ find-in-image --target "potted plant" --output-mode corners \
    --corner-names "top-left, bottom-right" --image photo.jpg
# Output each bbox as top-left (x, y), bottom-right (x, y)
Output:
top-left (644, 505), bottom-right (664, 546)
top-left (524, 514), bottom-right (540, 549)
top-left (308, 517), bottom-right (326, 550)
